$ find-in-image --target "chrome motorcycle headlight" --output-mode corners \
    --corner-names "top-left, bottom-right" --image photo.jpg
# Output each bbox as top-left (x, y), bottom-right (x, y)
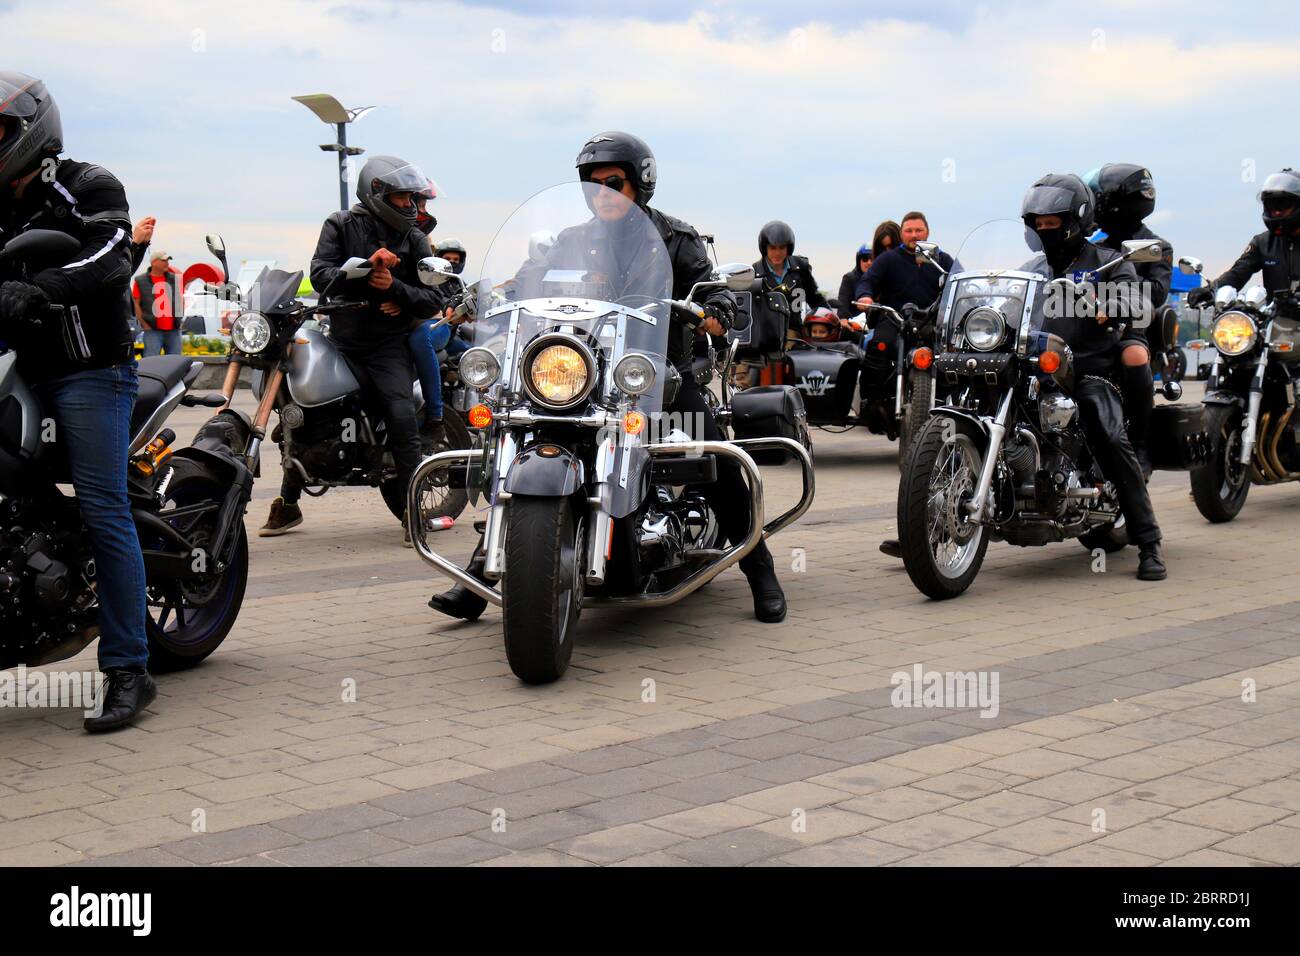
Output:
top-left (458, 347), bottom-right (500, 389)
top-left (613, 353), bottom-right (657, 397)
top-left (521, 335), bottom-right (594, 409)
top-left (963, 307), bottom-right (1006, 351)
top-left (230, 312), bottom-right (272, 354)
top-left (1212, 311), bottom-right (1257, 356)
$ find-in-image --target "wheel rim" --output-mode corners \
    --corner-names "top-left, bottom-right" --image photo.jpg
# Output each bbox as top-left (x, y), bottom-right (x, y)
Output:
top-left (1219, 419), bottom-right (1248, 500)
top-left (925, 430), bottom-right (984, 578)
top-left (555, 513), bottom-right (585, 646)
top-left (146, 487), bottom-right (242, 648)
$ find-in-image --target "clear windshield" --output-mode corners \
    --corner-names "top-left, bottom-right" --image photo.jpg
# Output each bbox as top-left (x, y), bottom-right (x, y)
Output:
top-left (467, 182), bottom-right (673, 514)
top-left (938, 219), bottom-right (1047, 351)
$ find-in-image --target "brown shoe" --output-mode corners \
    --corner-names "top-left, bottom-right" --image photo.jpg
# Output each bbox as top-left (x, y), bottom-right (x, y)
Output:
top-left (258, 496), bottom-right (303, 537)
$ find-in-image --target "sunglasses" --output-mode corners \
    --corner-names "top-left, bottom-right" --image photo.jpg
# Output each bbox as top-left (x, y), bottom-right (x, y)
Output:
top-left (588, 174), bottom-right (630, 194)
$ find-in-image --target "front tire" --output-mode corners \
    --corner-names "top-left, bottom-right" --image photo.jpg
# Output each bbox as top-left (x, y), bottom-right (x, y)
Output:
top-left (897, 371), bottom-right (933, 471)
top-left (144, 460), bottom-right (249, 672)
top-left (898, 416), bottom-right (989, 599)
top-left (502, 495), bottom-right (584, 684)
top-left (1191, 404), bottom-right (1251, 522)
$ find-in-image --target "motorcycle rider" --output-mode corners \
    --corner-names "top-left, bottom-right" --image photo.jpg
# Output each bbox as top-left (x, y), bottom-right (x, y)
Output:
top-left (260, 155), bottom-right (446, 539)
top-left (0, 72), bottom-right (155, 730)
top-left (836, 243), bottom-right (872, 321)
top-left (429, 131), bottom-right (788, 624)
top-left (1188, 168), bottom-right (1300, 307)
top-left (1023, 173), bottom-right (1165, 580)
top-left (1088, 163), bottom-right (1173, 477)
top-left (755, 220), bottom-right (826, 330)
top-left (853, 211), bottom-right (953, 317)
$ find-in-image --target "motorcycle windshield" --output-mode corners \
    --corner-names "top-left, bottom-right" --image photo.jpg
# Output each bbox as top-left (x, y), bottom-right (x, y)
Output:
top-left (246, 267), bottom-right (304, 314)
top-left (468, 182), bottom-right (673, 515)
top-left (938, 219), bottom-right (1045, 353)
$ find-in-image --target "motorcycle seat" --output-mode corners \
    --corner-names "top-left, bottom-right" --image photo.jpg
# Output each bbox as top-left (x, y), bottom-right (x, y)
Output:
top-left (132, 357), bottom-right (201, 438)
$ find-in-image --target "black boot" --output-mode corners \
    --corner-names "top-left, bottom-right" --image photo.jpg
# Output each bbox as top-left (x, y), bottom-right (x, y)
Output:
top-left (84, 667), bottom-right (157, 733)
top-left (879, 538), bottom-right (902, 559)
top-left (429, 550), bottom-right (489, 622)
top-left (1122, 363), bottom-right (1154, 480)
top-left (741, 544), bottom-right (786, 623)
top-left (1137, 542), bottom-right (1167, 581)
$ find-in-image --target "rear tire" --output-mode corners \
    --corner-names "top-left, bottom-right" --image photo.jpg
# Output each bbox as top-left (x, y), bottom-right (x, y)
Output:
top-left (898, 416), bottom-right (989, 599)
top-left (897, 371), bottom-right (933, 471)
top-left (1191, 404), bottom-right (1251, 523)
top-left (502, 495), bottom-right (584, 684)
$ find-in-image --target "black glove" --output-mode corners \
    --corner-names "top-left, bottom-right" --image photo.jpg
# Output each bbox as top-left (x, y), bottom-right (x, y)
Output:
top-left (703, 300), bottom-right (734, 332)
top-left (0, 280), bottom-right (48, 324)
top-left (1186, 285), bottom-right (1214, 308)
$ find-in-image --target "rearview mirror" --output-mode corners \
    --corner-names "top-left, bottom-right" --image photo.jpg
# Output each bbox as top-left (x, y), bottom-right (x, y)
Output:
top-left (0, 229), bottom-right (81, 264)
top-left (1177, 256), bottom-right (1203, 276)
top-left (1121, 239), bottom-right (1163, 264)
top-left (417, 256), bottom-right (456, 287)
top-left (339, 257), bottom-right (373, 281)
top-left (206, 234), bottom-right (226, 257)
top-left (716, 262), bottom-right (755, 293)
top-left (914, 241), bottom-right (939, 264)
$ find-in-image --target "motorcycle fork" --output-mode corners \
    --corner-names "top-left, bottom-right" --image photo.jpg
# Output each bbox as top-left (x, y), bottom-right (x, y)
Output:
top-left (244, 366), bottom-right (285, 466)
top-left (481, 430), bottom-right (517, 580)
top-left (1239, 353), bottom-right (1269, 466)
top-left (894, 337), bottom-right (908, 417)
top-left (966, 389), bottom-right (1014, 525)
top-left (219, 359), bottom-right (242, 409)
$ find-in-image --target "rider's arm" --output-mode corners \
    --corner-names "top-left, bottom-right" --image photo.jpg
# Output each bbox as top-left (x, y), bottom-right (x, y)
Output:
top-left (386, 236), bottom-right (445, 319)
top-left (31, 173), bottom-right (132, 306)
top-left (1146, 239), bottom-right (1173, 309)
top-left (309, 214), bottom-right (364, 297)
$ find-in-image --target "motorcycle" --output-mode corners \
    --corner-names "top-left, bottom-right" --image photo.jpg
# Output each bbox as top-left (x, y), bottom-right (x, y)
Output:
top-left (406, 183), bottom-right (815, 683)
top-left (204, 236), bottom-right (472, 523)
top-left (896, 220), bottom-right (1202, 599)
top-left (1177, 256), bottom-right (1300, 522)
top-left (0, 229), bottom-right (248, 670)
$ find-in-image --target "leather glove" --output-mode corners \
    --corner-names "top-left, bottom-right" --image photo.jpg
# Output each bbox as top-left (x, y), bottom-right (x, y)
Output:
top-left (702, 300), bottom-right (734, 332)
top-left (1186, 285), bottom-right (1214, 308)
top-left (0, 281), bottom-right (49, 325)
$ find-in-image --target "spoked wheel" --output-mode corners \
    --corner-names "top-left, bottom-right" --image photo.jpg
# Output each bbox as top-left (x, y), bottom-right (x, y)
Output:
top-left (144, 460), bottom-right (248, 672)
top-left (412, 412), bottom-right (472, 524)
top-left (1191, 404), bottom-right (1251, 522)
top-left (502, 495), bottom-right (584, 684)
top-left (898, 417), bottom-right (989, 599)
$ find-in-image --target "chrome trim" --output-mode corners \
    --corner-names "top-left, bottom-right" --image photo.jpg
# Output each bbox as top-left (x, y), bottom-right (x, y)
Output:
top-left (518, 333), bottom-right (598, 411)
top-left (406, 447), bottom-right (502, 608)
top-left (965, 389), bottom-right (1013, 523)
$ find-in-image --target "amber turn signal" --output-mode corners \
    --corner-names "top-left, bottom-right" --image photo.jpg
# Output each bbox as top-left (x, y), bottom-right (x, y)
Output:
top-left (1038, 351), bottom-right (1062, 374)
top-left (624, 410), bottom-right (646, 435)
top-left (912, 347), bottom-right (933, 370)
top-left (467, 404), bottom-right (493, 429)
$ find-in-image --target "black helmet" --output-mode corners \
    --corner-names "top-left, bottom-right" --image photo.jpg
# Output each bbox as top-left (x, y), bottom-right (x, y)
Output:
top-left (0, 72), bottom-right (63, 184)
top-left (1089, 163), bottom-right (1156, 233)
top-left (575, 131), bottom-right (656, 205)
top-left (1259, 168), bottom-right (1300, 237)
top-left (759, 220), bottom-right (796, 256)
top-left (357, 155), bottom-right (430, 235)
top-left (433, 237), bottom-right (467, 274)
top-left (1022, 173), bottom-right (1095, 261)
top-left (413, 178), bottom-right (439, 235)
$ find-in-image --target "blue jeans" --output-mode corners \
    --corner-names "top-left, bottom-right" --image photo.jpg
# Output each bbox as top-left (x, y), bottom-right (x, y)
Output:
top-left (410, 321), bottom-right (453, 422)
top-left (35, 364), bottom-right (149, 670)
top-left (143, 328), bottom-right (182, 356)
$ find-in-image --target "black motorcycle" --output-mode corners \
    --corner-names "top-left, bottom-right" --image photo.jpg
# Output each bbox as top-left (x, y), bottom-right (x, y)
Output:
top-left (0, 230), bottom-right (248, 670)
top-left (897, 221), bottom-right (1203, 599)
top-left (1177, 257), bottom-right (1300, 522)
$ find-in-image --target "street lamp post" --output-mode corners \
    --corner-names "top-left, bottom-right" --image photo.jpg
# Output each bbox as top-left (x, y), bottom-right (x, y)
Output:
top-left (291, 94), bottom-right (376, 210)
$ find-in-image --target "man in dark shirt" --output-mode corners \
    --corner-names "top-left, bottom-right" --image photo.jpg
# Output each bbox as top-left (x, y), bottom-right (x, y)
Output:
top-left (854, 211), bottom-right (954, 319)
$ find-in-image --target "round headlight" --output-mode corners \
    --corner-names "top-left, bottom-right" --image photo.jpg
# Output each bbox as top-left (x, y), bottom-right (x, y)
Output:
top-left (1212, 311), bottom-right (1257, 356)
top-left (230, 312), bottom-right (272, 354)
top-left (613, 353), bottom-right (657, 397)
top-left (963, 306), bottom-right (1006, 351)
top-left (458, 347), bottom-right (500, 389)
top-left (524, 338), bottom-right (593, 409)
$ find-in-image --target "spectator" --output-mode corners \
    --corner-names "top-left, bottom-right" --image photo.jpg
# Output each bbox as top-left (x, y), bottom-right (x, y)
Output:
top-left (836, 244), bottom-right (872, 320)
top-left (854, 210), bottom-right (954, 319)
top-left (133, 249), bottom-right (183, 355)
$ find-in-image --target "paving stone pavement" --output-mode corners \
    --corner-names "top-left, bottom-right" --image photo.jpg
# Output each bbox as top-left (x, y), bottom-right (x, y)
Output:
top-left (4, 386), bottom-right (1300, 867)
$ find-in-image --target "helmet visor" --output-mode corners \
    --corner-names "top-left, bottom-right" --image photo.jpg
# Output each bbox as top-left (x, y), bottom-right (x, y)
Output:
top-left (373, 162), bottom-right (433, 198)
top-left (0, 77), bottom-right (38, 120)
top-left (1022, 184), bottom-right (1081, 218)
top-left (1258, 170), bottom-right (1300, 203)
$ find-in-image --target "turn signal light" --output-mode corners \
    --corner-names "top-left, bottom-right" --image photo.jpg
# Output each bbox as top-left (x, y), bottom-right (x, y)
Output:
top-left (624, 410), bottom-right (646, 435)
top-left (132, 428), bottom-right (176, 477)
top-left (1038, 351), bottom-right (1062, 374)
top-left (876, 341), bottom-right (887, 351)
top-left (467, 404), bottom-right (493, 429)
top-left (912, 347), bottom-right (933, 370)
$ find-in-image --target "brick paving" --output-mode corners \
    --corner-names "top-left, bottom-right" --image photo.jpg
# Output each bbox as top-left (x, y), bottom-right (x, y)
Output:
top-left (3, 384), bottom-right (1300, 866)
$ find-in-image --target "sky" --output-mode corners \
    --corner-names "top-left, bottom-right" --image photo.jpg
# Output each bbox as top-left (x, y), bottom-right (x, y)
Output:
top-left (5, 0), bottom-right (1299, 288)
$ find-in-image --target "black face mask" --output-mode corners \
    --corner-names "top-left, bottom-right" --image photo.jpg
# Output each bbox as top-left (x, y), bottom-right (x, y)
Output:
top-left (1034, 226), bottom-right (1079, 266)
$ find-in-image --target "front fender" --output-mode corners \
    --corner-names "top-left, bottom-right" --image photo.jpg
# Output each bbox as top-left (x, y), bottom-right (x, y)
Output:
top-left (502, 444), bottom-right (585, 497)
top-left (1202, 390), bottom-right (1246, 410)
top-left (928, 405), bottom-right (990, 436)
